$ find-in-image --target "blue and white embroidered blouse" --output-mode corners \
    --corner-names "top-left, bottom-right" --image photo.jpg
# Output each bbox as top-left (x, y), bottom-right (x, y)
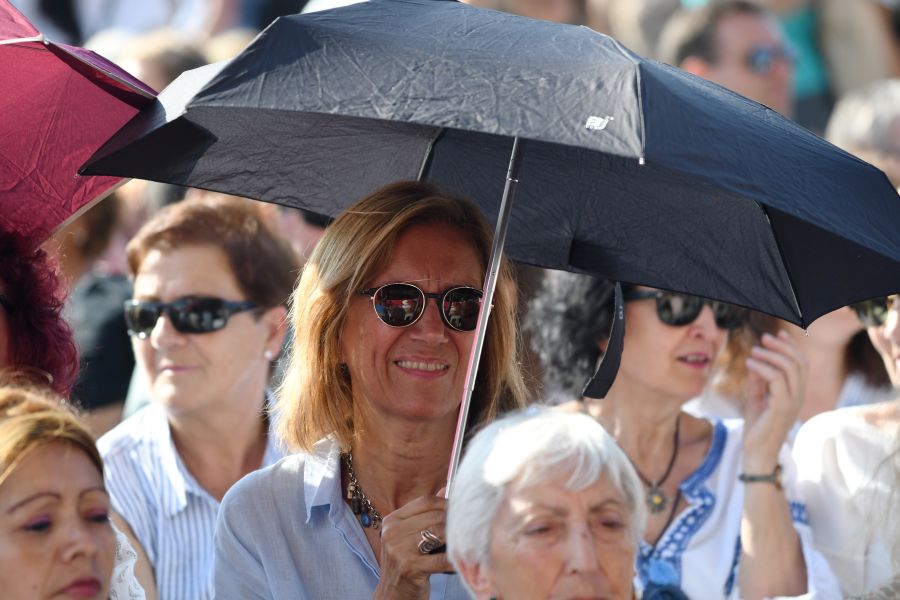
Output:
top-left (635, 419), bottom-right (841, 599)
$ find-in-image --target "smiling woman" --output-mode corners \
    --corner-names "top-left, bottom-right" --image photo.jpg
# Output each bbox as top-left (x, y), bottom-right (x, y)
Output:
top-left (213, 181), bottom-right (527, 600)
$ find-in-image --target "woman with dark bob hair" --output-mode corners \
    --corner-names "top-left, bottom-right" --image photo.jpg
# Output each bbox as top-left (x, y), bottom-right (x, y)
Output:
top-left (524, 271), bottom-right (840, 598)
top-left (214, 181), bottom-right (527, 599)
top-left (0, 234), bottom-right (78, 395)
top-left (98, 195), bottom-right (298, 599)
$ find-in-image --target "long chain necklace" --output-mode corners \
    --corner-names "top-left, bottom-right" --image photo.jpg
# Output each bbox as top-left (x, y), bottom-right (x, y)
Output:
top-left (626, 415), bottom-right (680, 514)
top-left (343, 452), bottom-right (383, 529)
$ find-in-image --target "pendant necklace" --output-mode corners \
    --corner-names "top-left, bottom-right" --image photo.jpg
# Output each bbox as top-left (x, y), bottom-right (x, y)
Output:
top-left (343, 452), bottom-right (383, 529)
top-left (626, 415), bottom-right (680, 514)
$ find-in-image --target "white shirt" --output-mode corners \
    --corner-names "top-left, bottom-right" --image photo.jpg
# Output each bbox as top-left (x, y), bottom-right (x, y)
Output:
top-left (98, 402), bottom-right (282, 600)
top-left (685, 374), bottom-right (895, 445)
top-left (793, 407), bottom-right (900, 596)
top-left (635, 419), bottom-right (841, 599)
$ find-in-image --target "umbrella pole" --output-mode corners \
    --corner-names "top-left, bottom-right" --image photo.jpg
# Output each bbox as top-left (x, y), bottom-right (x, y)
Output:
top-left (445, 136), bottom-right (524, 496)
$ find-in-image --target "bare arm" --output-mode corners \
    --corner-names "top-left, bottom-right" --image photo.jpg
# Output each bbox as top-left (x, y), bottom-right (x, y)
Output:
top-left (738, 331), bottom-right (807, 599)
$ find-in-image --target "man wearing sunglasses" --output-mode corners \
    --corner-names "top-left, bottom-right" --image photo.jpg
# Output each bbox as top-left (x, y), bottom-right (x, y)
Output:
top-left (658, 0), bottom-right (795, 118)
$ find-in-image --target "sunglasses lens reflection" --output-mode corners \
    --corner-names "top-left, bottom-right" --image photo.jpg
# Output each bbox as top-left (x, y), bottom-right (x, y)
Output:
top-left (442, 288), bottom-right (482, 331)
top-left (746, 46), bottom-right (795, 74)
top-left (124, 298), bottom-right (239, 337)
top-left (373, 284), bottom-right (424, 327)
top-left (171, 298), bottom-right (230, 333)
top-left (654, 293), bottom-right (744, 330)
top-left (712, 302), bottom-right (746, 330)
top-left (125, 303), bottom-right (159, 338)
top-left (853, 298), bottom-right (891, 328)
top-left (658, 293), bottom-right (702, 326)
top-left (370, 284), bottom-right (482, 331)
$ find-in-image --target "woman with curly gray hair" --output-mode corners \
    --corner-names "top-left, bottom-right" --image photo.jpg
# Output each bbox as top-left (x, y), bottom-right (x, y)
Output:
top-left (523, 271), bottom-right (840, 598)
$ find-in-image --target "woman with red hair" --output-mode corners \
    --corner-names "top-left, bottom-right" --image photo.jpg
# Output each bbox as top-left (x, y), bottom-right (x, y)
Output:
top-left (0, 233), bottom-right (78, 395)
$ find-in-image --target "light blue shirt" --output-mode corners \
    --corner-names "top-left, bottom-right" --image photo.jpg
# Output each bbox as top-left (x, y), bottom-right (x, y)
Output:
top-left (98, 401), bottom-right (282, 600)
top-left (214, 437), bottom-right (470, 599)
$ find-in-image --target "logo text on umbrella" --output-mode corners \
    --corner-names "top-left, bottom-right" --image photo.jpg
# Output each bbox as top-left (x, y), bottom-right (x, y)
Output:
top-left (585, 115), bottom-right (614, 131)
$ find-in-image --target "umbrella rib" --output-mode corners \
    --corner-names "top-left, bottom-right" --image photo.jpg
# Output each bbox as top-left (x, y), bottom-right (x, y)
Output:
top-left (602, 32), bottom-right (646, 162)
top-left (416, 128), bottom-right (445, 181)
top-left (0, 34), bottom-right (44, 45)
top-left (757, 203), bottom-right (806, 327)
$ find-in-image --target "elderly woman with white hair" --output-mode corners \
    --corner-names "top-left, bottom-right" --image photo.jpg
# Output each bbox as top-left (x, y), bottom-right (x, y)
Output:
top-left (447, 408), bottom-right (647, 600)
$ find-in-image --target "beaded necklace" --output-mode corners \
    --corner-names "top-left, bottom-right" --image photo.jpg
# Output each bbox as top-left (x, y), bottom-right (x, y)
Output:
top-left (343, 452), bottom-right (383, 529)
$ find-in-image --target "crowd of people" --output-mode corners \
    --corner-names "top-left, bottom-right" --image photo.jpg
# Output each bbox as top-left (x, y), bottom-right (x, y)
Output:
top-left (2, 0), bottom-right (900, 598)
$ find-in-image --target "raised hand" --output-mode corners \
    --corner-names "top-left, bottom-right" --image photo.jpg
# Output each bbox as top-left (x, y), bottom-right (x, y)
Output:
top-left (741, 330), bottom-right (807, 471)
top-left (374, 494), bottom-right (453, 600)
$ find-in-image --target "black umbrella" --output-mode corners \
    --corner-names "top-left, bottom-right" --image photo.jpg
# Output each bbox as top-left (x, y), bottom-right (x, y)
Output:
top-left (82, 0), bottom-right (900, 481)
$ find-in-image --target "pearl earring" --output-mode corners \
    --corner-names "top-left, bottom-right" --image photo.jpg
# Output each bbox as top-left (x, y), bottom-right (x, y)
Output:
top-left (264, 349), bottom-right (274, 360)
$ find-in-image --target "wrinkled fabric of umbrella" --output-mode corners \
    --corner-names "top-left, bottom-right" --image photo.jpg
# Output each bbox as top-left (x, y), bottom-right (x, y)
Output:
top-left (0, 0), bottom-right (154, 251)
top-left (83, 0), bottom-right (900, 326)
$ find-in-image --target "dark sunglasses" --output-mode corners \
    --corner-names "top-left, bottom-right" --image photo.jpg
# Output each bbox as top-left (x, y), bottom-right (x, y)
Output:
top-left (124, 296), bottom-right (258, 339)
top-left (358, 282), bottom-right (483, 332)
top-left (744, 45), bottom-right (796, 75)
top-left (623, 289), bottom-right (746, 330)
top-left (851, 295), bottom-right (896, 328)
top-left (0, 293), bottom-right (11, 313)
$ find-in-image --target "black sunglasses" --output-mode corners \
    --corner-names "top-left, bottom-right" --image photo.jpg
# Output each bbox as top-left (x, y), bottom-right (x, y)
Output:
top-left (0, 293), bottom-right (11, 314)
top-left (124, 296), bottom-right (258, 339)
top-left (358, 282), bottom-right (483, 332)
top-left (851, 295), bottom-right (896, 328)
top-left (623, 289), bottom-right (746, 330)
top-left (744, 45), bottom-right (796, 75)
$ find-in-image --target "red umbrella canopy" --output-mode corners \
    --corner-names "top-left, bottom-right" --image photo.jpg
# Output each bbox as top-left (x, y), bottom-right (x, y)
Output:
top-left (0, 0), bottom-right (155, 251)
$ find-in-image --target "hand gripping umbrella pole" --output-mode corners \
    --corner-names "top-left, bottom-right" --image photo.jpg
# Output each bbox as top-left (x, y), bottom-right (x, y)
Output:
top-left (444, 136), bottom-right (524, 497)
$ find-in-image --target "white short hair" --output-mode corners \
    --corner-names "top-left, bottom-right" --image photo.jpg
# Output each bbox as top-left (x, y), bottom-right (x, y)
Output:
top-left (446, 407), bottom-right (646, 577)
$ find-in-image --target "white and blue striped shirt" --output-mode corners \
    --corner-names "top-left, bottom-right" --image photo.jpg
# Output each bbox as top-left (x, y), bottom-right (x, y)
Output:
top-left (98, 401), bottom-right (282, 600)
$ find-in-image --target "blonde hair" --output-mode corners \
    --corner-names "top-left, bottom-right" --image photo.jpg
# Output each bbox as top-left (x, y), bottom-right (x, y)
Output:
top-left (277, 181), bottom-right (527, 451)
top-left (0, 371), bottom-right (102, 488)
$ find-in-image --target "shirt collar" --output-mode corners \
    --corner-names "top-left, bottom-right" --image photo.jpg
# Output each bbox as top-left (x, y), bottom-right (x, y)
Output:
top-left (303, 436), bottom-right (343, 523)
top-left (154, 392), bottom-right (285, 518)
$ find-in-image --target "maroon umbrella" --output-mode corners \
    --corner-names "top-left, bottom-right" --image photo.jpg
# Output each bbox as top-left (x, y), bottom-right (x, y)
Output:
top-left (0, 0), bottom-right (155, 251)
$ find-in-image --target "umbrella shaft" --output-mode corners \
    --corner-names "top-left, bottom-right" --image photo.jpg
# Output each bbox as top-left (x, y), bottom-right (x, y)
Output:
top-left (445, 137), bottom-right (524, 496)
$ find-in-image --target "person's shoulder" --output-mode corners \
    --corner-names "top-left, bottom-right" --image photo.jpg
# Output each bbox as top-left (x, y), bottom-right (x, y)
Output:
top-left (796, 406), bottom-right (869, 445)
top-left (97, 405), bottom-right (162, 459)
top-left (223, 452), bottom-right (309, 509)
top-left (797, 403), bottom-right (897, 455)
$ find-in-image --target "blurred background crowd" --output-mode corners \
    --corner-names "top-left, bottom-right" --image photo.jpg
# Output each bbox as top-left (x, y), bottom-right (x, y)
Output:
top-left (3, 0), bottom-right (900, 598)
top-left (11, 0), bottom-right (900, 437)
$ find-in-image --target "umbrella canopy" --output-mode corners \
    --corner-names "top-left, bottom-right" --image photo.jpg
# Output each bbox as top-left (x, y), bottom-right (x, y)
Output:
top-left (0, 0), bottom-right (154, 251)
top-left (82, 0), bottom-right (900, 326)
